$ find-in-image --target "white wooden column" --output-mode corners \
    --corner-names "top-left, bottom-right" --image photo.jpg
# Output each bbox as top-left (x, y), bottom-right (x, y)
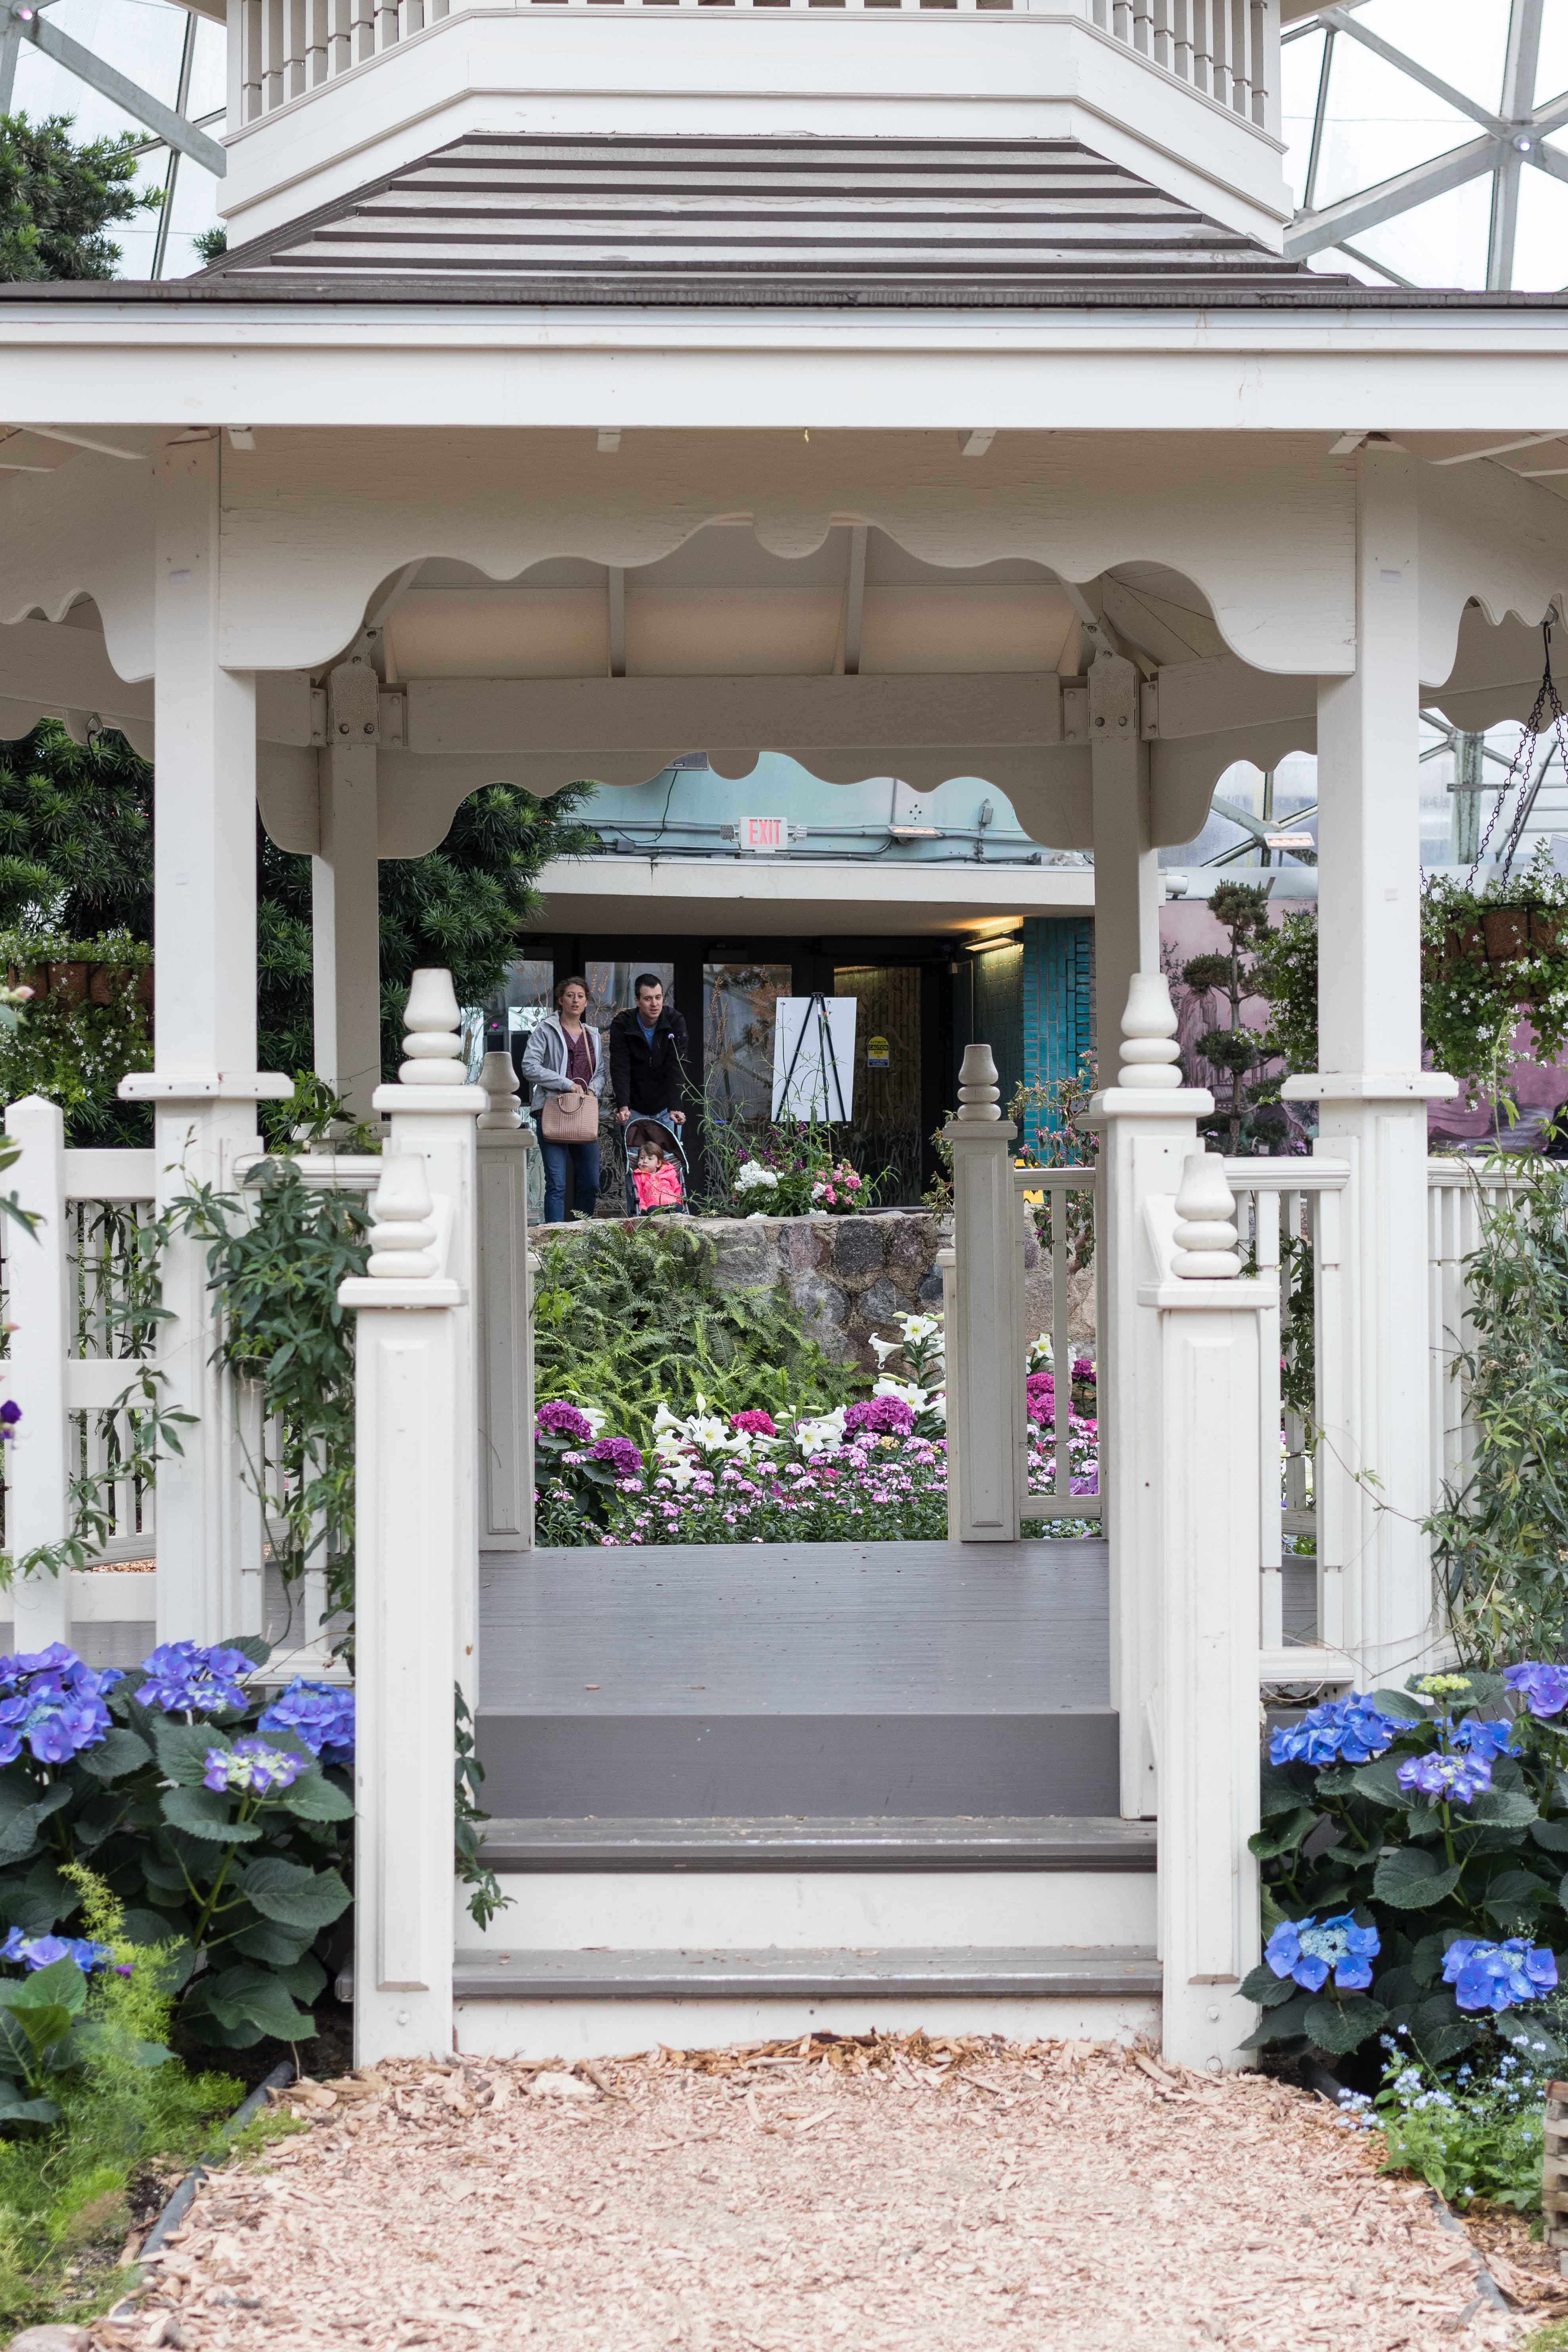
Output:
top-left (477, 1051), bottom-right (535, 1551)
top-left (1086, 974), bottom-right (1212, 1819)
top-left (4, 1097), bottom-right (71, 1649)
top-left (313, 654), bottom-right (383, 1121)
top-left (341, 1150), bottom-right (462, 2064)
top-left (1089, 649), bottom-right (1161, 1077)
top-left (944, 1045), bottom-right (1022, 1542)
top-left (121, 438), bottom-right (289, 1645)
top-left (1282, 442), bottom-right (1454, 1678)
top-left (372, 971), bottom-right (484, 1696)
top-left (1141, 1148), bottom-right (1267, 2074)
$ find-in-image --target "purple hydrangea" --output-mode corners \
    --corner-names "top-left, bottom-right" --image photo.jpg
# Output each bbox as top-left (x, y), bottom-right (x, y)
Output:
top-left (536, 1401), bottom-right (594, 1444)
top-left (1452, 1714), bottom-right (1518, 1760)
top-left (0, 1927), bottom-right (112, 1973)
top-left (1268, 1693), bottom-right (1404, 1769)
top-left (0, 1646), bottom-right (117, 1765)
top-left (1442, 1936), bottom-right (1558, 2013)
top-left (135, 1641), bottom-right (253, 1718)
top-left (1505, 1662), bottom-right (1568, 1720)
top-left (203, 1739), bottom-right (304, 1797)
top-left (1397, 1750), bottom-right (1492, 1804)
top-left (1265, 1912), bottom-right (1380, 1993)
top-left (257, 1678), bottom-right (355, 1765)
top-left (844, 1396), bottom-right (916, 1438)
top-left (591, 1436), bottom-right (645, 1481)
top-left (0, 1401), bottom-right (19, 1440)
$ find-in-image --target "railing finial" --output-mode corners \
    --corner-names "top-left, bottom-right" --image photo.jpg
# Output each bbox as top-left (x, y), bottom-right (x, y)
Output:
top-left (477, 1048), bottom-right (523, 1132)
top-left (956, 1042), bottom-right (1003, 1122)
top-left (400, 968), bottom-right (467, 1087)
top-left (366, 1153), bottom-right (441, 1279)
top-left (1171, 1145), bottom-right (1241, 1279)
top-left (1118, 971), bottom-right (1182, 1090)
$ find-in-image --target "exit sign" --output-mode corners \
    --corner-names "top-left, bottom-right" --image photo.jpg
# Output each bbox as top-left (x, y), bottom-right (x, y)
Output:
top-left (743, 815), bottom-right (785, 853)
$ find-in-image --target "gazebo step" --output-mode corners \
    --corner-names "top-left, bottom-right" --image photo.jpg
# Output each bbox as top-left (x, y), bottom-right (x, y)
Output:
top-left (478, 1815), bottom-right (1156, 1871)
top-left (454, 1945), bottom-right (1161, 2000)
top-left (452, 1944), bottom-right (1162, 2060)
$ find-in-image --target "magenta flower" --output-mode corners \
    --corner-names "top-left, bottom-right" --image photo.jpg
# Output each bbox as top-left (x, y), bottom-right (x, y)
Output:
top-left (537, 1400), bottom-right (595, 1444)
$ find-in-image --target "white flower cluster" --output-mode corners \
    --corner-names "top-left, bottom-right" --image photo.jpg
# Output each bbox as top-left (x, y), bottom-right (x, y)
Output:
top-left (793, 1406), bottom-right (849, 1456)
top-left (869, 1311), bottom-right (944, 1369)
top-left (651, 1396), bottom-right (778, 1471)
top-left (734, 1161), bottom-right (780, 1195)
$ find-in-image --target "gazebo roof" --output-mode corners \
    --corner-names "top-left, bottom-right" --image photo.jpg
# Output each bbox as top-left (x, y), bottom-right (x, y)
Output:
top-left (195, 133), bottom-right (1336, 305)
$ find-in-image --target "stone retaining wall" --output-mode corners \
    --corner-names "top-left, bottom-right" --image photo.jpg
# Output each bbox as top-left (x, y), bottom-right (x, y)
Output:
top-left (546, 1208), bottom-right (1094, 1371)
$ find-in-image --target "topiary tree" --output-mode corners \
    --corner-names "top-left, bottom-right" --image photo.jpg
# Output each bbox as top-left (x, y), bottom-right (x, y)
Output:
top-left (0, 113), bottom-right (160, 282)
top-left (1176, 880), bottom-right (1289, 1154)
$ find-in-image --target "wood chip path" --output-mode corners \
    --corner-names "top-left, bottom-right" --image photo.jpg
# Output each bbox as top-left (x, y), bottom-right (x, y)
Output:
top-left (92, 2036), bottom-right (1523, 2351)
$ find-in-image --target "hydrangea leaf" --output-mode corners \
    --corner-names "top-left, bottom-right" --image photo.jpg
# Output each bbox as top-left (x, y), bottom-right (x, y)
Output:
top-left (272, 1953), bottom-right (327, 2004)
top-left (160, 1787), bottom-right (264, 1844)
top-left (1466, 1787), bottom-right (1538, 1828)
top-left (1349, 1756), bottom-right (1408, 1809)
top-left (1530, 1818), bottom-right (1568, 1853)
top-left (206, 1963), bottom-right (317, 2043)
top-left (1409, 1931), bottom-right (1449, 1986)
top-left (1495, 2006), bottom-right (1561, 2060)
top-left (1239, 1963), bottom-right (1300, 2008)
top-left (1302, 1996), bottom-right (1386, 2056)
top-left (1373, 1848), bottom-right (1463, 1909)
top-left (273, 1772), bottom-right (353, 1824)
top-left (0, 2082), bottom-right (57, 2124)
top-left (1248, 1807), bottom-right (1317, 1860)
top-left (76, 1726), bottom-right (153, 1783)
top-left (231, 1918), bottom-right (314, 1968)
top-left (0, 1956), bottom-right (87, 2016)
top-left (239, 1856), bottom-right (351, 1931)
top-left (223, 1636), bottom-right (273, 1670)
top-left (1238, 1990), bottom-right (1316, 2049)
top-left (151, 1718), bottom-right (226, 1789)
top-left (1367, 1689), bottom-right (1431, 1722)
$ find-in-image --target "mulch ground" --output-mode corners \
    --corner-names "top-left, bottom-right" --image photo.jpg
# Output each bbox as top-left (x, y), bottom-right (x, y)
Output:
top-left (89, 2035), bottom-right (1528, 2352)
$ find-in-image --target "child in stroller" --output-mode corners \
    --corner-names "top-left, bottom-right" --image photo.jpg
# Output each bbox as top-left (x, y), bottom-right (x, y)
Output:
top-left (627, 1115), bottom-right (686, 1215)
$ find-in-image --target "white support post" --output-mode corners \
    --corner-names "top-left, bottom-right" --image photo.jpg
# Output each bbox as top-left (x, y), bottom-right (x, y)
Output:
top-left (120, 437), bottom-right (289, 1646)
top-left (937, 1243), bottom-right (958, 1540)
top-left (313, 654), bottom-right (383, 1121)
top-left (1085, 973), bottom-right (1212, 1819)
top-left (1089, 649), bottom-right (1162, 1090)
top-left (1141, 1146), bottom-right (1267, 2074)
top-left (372, 971), bottom-right (484, 1693)
top-left (476, 1051), bottom-right (535, 1551)
top-left (944, 1045), bottom-right (1022, 1542)
top-left (4, 1097), bottom-right (71, 1649)
top-left (340, 1150), bottom-right (462, 2065)
top-left (1282, 442), bottom-right (1455, 1680)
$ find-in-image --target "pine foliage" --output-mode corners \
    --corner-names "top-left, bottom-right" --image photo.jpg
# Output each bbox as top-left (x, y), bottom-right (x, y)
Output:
top-left (0, 113), bottom-right (159, 282)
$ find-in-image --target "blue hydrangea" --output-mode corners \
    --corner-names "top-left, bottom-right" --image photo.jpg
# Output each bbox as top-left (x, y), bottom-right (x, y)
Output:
top-left (1268, 1693), bottom-right (1404, 1768)
top-left (1442, 1936), bottom-right (1559, 2014)
top-left (202, 1739), bottom-right (304, 1797)
top-left (1505, 1662), bottom-right (1568, 1720)
top-left (135, 1642), bottom-right (253, 1717)
top-left (0, 1646), bottom-right (119, 1766)
top-left (257, 1679), bottom-right (354, 1766)
top-left (1396, 1751), bottom-right (1492, 1803)
top-left (1265, 1911), bottom-right (1380, 1993)
top-left (1452, 1715), bottom-right (1518, 1760)
top-left (0, 1927), bottom-right (112, 1973)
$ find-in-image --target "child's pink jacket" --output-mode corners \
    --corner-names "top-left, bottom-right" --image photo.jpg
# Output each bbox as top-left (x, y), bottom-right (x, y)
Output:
top-left (633, 1161), bottom-right (684, 1211)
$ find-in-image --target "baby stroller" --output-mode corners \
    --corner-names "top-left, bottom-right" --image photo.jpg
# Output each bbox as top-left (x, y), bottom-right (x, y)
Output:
top-left (622, 1111), bottom-right (690, 1216)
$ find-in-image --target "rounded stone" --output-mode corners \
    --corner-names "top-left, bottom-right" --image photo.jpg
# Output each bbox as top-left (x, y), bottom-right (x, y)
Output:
top-left (10, 2330), bottom-right (92, 2352)
top-left (831, 1219), bottom-right (882, 1277)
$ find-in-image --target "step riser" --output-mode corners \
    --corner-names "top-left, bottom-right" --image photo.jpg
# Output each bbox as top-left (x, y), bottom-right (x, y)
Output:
top-left (475, 1713), bottom-right (1120, 1819)
top-left (455, 1992), bottom-right (1161, 2064)
top-left (458, 1870), bottom-right (1155, 1951)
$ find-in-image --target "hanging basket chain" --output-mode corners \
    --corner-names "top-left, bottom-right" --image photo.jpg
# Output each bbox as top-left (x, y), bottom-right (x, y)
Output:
top-left (1468, 617), bottom-right (1568, 887)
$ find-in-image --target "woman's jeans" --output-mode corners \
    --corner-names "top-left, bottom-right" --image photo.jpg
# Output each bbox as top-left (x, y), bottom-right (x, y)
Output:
top-left (540, 1136), bottom-right (601, 1224)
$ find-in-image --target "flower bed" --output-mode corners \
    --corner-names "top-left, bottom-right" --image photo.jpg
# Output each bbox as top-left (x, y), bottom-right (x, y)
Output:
top-left (534, 1310), bottom-right (1099, 1546)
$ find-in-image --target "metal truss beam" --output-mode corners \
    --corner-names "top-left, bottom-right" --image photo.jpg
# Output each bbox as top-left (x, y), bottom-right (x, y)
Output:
top-left (3, 2), bottom-right (226, 177)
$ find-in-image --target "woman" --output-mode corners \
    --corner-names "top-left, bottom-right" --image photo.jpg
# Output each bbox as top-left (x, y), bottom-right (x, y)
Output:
top-left (520, 976), bottom-right (605, 1223)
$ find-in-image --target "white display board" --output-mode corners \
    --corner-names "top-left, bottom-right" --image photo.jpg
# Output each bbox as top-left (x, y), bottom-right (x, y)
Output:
top-left (771, 994), bottom-right (857, 1123)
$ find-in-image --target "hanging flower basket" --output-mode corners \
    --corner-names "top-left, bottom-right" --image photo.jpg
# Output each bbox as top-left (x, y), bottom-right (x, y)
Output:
top-left (1423, 855), bottom-right (1568, 1100)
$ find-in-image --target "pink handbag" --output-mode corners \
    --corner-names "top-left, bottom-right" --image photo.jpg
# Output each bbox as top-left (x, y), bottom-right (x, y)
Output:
top-left (541, 1084), bottom-right (599, 1143)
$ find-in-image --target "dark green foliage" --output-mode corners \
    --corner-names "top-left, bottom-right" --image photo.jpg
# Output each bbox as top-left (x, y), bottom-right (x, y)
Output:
top-left (1175, 881), bottom-right (1287, 1154)
top-left (0, 929), bottom-right (152, 1148)
top-left (0, 722), bottom-right (593, 1132)
top-left (191, 224), bottom-right (228, 262)
top-left (1247, 1671), bottom-right (1565, 2069)
top-left (1252, 908), bottom-right (1319, 1081)
top-left (1428, 1160), bottom-right (1568, 1664)
top-left (0, 113), bottom-right (159, 282)
top-left (532, 1222), bottom-right (863, 1448)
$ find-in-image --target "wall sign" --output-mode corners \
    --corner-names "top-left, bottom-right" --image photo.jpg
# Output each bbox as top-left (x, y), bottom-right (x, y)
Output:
top-left (866, 1034), bottom-right (891, 1070)
top-left (743, 815), bottom-right (785, 853)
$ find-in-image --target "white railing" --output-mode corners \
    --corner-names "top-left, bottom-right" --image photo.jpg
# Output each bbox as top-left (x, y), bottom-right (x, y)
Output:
top-left (1014, 1165), bottom-right (1101, 1528)
top-left (234, 0), bottom-right (1278, 138)
top-left (1426, 1156), bottom-right (1532, 1513)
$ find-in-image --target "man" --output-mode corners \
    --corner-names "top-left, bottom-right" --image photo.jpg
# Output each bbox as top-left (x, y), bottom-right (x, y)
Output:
top-left (608, 975), bottom-right (693, 1212)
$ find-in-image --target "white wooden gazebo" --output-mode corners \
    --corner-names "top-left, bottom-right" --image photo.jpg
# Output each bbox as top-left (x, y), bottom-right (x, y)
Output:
top-left (1, 0), bottom-right (1567, 2072)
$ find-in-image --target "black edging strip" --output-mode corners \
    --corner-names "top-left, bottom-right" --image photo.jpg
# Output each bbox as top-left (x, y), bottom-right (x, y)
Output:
top-left (107, 2055), bottom-right (299, 2316)
top-left (1303, 2061), bottom-right (1511, 2320)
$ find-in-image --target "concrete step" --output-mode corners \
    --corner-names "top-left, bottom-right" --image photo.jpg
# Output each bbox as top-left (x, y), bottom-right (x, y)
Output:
top-left (478, 1815), bottom-right (1156, 1871)
top-left (452, 1944), bottom-right (1162, 2061)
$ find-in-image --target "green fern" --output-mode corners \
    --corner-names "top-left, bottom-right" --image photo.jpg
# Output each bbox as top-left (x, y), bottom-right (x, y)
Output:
top-left (532, 1224), bottom-right (863, 1444)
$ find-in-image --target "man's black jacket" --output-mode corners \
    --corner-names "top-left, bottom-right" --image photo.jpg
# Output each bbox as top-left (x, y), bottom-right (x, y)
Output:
top-left (608, 1005), bottom-right (694, 1116)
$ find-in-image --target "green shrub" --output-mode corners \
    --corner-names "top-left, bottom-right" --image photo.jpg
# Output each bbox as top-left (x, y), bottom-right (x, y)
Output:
top-left (1338, 2040), bottom-right (1550, 2211)
top-left (532, 1222), bottom-right (863, 1446)
top-left (0, 929), bottom-right (152, 1146)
